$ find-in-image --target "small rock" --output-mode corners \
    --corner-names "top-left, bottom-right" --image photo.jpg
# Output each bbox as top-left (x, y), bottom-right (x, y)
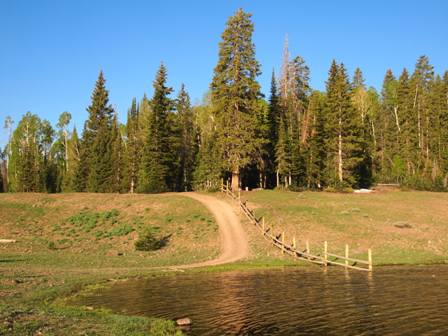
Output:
top-left (176, 317), bottom-right (191, 326)
top-left (394, 221), bottom-right (412, 229)
top-left (86, 306), bottom-right (94, 311)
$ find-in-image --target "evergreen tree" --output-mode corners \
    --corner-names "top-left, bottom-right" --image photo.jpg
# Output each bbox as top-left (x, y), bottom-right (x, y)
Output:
top-left (192, 95), bottom-right (222, 190)
top-left (111, 114), bottom-right (124, 192)
top-left (266, 70), bottom-right (280, 187)
top-left (325, 61), bottom-right (364, 188)
top-left (210, 8), bottom-right (262, 191)
top-left (87, 73), bottom-right (115, 192)
top-left (125, 98), bottom-right (140, 193)
top-left (75, 71), bottom-right (113, 191)
top-left (275, 117), bottom-right (292, 187)
top-left (176, 84), bottom-right (197, 191)
top-left (138, 63), bottom-right (173, 193)
top-left (305, 91), bottom-right (327, 188)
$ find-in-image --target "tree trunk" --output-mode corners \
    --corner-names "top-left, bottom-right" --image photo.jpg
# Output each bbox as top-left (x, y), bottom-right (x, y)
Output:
top-left (338, 118), bottom-right (343, 182)
top-left (130, 179), bottom-right (134, 194)
top-left (276, 170), bottom-right (279, 188)
top-left (393, 106), bottom-right (401, 133)
top-left (231, 169), bottom-right (239, 191)
top-left (64, 130), bottom-right (69, 172)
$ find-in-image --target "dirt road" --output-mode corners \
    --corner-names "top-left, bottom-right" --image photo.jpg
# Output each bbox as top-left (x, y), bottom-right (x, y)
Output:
top-left (176, 192), bottom-right (248, 268)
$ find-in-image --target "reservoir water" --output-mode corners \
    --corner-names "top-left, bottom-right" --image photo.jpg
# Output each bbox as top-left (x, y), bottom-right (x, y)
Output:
top-left (77, 266), bottom-right (448, 335)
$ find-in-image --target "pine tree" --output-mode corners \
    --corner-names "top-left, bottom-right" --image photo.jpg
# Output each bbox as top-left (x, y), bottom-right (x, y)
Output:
top-left (138, 63), bottom-right (173, 193)
top-left (176, 84), bottom-right (197, 191)
top-left (275, 117), bottom-right (292, 187)
top-left (325, 61), bottom-right (364, 188)
top-left (125, 98), bottom-right (140, 193)
top-left (192, 96), bottom-right (222, 190)
top-left (351, 68), bottom-right (373, 187)
top-left (277, 38), bottom-right (310, 188)
top-left (75, 71), bottom-right (114, 192)
top-left (305, 91), bottom-right (327, 188)
top-left (87, 73), bottom-right (115, 192)
top-left (111, 114), bottom-right (124, 192)
top-left (210, 8), bottom-right (262, 191)
top-left (266, 70), bottom-right (280, 188)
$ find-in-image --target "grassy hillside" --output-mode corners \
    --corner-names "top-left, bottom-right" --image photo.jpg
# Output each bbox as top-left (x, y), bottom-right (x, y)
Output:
top-left (0, 193), bottom-right (219, 335)
top-left (241, 189), bottom-right (448, 265)
top-left (0, 193), bottom-right (219, 268)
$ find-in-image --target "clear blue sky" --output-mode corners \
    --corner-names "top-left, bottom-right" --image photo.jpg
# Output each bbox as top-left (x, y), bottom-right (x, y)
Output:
top-left (1, 0), bottom-right (447, 148)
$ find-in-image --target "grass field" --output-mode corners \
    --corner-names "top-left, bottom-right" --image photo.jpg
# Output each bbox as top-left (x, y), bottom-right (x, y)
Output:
top-left (1, 190), bottom-right (447, 335)
top-left (241, 189), bottom-right (448, 266)
top-left (0, 192), bottom-right (220, 335)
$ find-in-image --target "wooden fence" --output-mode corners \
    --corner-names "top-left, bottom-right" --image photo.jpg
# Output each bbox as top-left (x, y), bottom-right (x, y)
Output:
top-left (221, 184), bottom-right (372, 272)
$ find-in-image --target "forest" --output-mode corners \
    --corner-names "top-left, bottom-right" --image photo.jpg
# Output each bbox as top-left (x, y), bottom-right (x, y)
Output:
top-left (1, 9), bottom-right (447, 194)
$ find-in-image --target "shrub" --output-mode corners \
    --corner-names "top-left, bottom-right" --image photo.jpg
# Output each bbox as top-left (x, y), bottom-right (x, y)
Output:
top-left (135, 232), bottom-right (170, 251)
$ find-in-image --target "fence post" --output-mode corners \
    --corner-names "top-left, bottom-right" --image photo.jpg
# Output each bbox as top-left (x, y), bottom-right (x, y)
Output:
top-left (281, 232), bottom-right (285, 254)
top-left (262, 217), bottom-right (265, 233)
top-left (292, 236), bottom-right (296, 250)
top-left (368, 249), bottom-right (372, 272)
top-left (345, 244), bottom-right (349, 268)
top-left (306, 240), bottom-right (310, 259)
top-left (323, 241), bottom-right (328, 266)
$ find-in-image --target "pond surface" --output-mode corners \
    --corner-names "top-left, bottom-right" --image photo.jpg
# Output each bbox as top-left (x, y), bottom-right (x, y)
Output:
top-left (78, 266), bottom-right (448, 335)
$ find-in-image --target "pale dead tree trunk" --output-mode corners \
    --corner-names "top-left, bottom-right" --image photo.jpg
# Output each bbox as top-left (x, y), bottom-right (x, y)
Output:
top-left (130, 179), bottom-right (134, 194)
top-left (338, 117), bottom-right (343, 182)
top-left (371, 120), bottom-right (377, 149)
top-left (393, 106), bottom-right (401, 132)
top-left (280, 35), bottom-right (290, 101)
top-left (288, 173), bottom-right (292, 187)
top-left (259, 172), bottom-right (263, 189)
top-left (413, 86), bottom-right (422, 149)
top-left (284, 175), bottom-right (288, 188)
top-left (231, 168), bottom-right (239, 192)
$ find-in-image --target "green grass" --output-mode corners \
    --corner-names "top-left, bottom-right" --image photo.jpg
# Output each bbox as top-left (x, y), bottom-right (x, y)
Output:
top-left (240, 189), bottom-right (448, 266)
top-left (0, 192), bottom-right (222, 335)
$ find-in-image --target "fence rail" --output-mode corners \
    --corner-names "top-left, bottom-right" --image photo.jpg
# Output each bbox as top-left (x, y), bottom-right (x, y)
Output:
top-left (221, 184), bottom-right (372, 272)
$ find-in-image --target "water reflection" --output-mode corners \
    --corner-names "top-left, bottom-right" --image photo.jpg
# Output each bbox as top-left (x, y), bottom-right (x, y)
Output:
top-left (78, 266), bottom-right (448, 335)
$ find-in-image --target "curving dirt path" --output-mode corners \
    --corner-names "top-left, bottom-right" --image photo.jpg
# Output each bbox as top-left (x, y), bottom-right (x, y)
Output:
top-left (174, 192), bottom-right (248, 269)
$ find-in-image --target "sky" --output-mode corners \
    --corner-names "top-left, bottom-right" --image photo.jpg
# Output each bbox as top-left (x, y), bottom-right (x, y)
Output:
top-left (1, 0), bottom-right (447, 147)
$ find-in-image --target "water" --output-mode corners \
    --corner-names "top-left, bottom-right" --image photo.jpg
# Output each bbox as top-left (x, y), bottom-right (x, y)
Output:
top-left (78, 266), bottom-right (448, 335)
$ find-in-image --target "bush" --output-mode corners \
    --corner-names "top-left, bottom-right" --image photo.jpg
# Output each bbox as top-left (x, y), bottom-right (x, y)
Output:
top-left (135, 232), bottom-right (170, 251)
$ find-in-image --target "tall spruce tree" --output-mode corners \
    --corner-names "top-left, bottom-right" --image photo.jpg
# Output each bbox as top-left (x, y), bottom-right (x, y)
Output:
top-left (305, 91), bottom-right (327, 188)
top-left (87, 72), bottom-right (115, 192)
top-left (325, 61), bottom-right (364, 187)
top-left (138, 63), bottom-right (173, 193)
top-left (210, 8), bottom-right (262, 191)
top-left (176, 84), bottom-right (197, 191)
top-left (125, 98), bottom-right (140, 193)
top-left (75, 71), bottom-right (114, 192)
top-left (111, 114), bottom-right (124, 192)
top-left (266, 70), bottom-right (281, 188)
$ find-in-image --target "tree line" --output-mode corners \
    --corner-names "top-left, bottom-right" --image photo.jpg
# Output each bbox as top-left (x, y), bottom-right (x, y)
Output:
top-left (1, 9), bottom-right (447, 193)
